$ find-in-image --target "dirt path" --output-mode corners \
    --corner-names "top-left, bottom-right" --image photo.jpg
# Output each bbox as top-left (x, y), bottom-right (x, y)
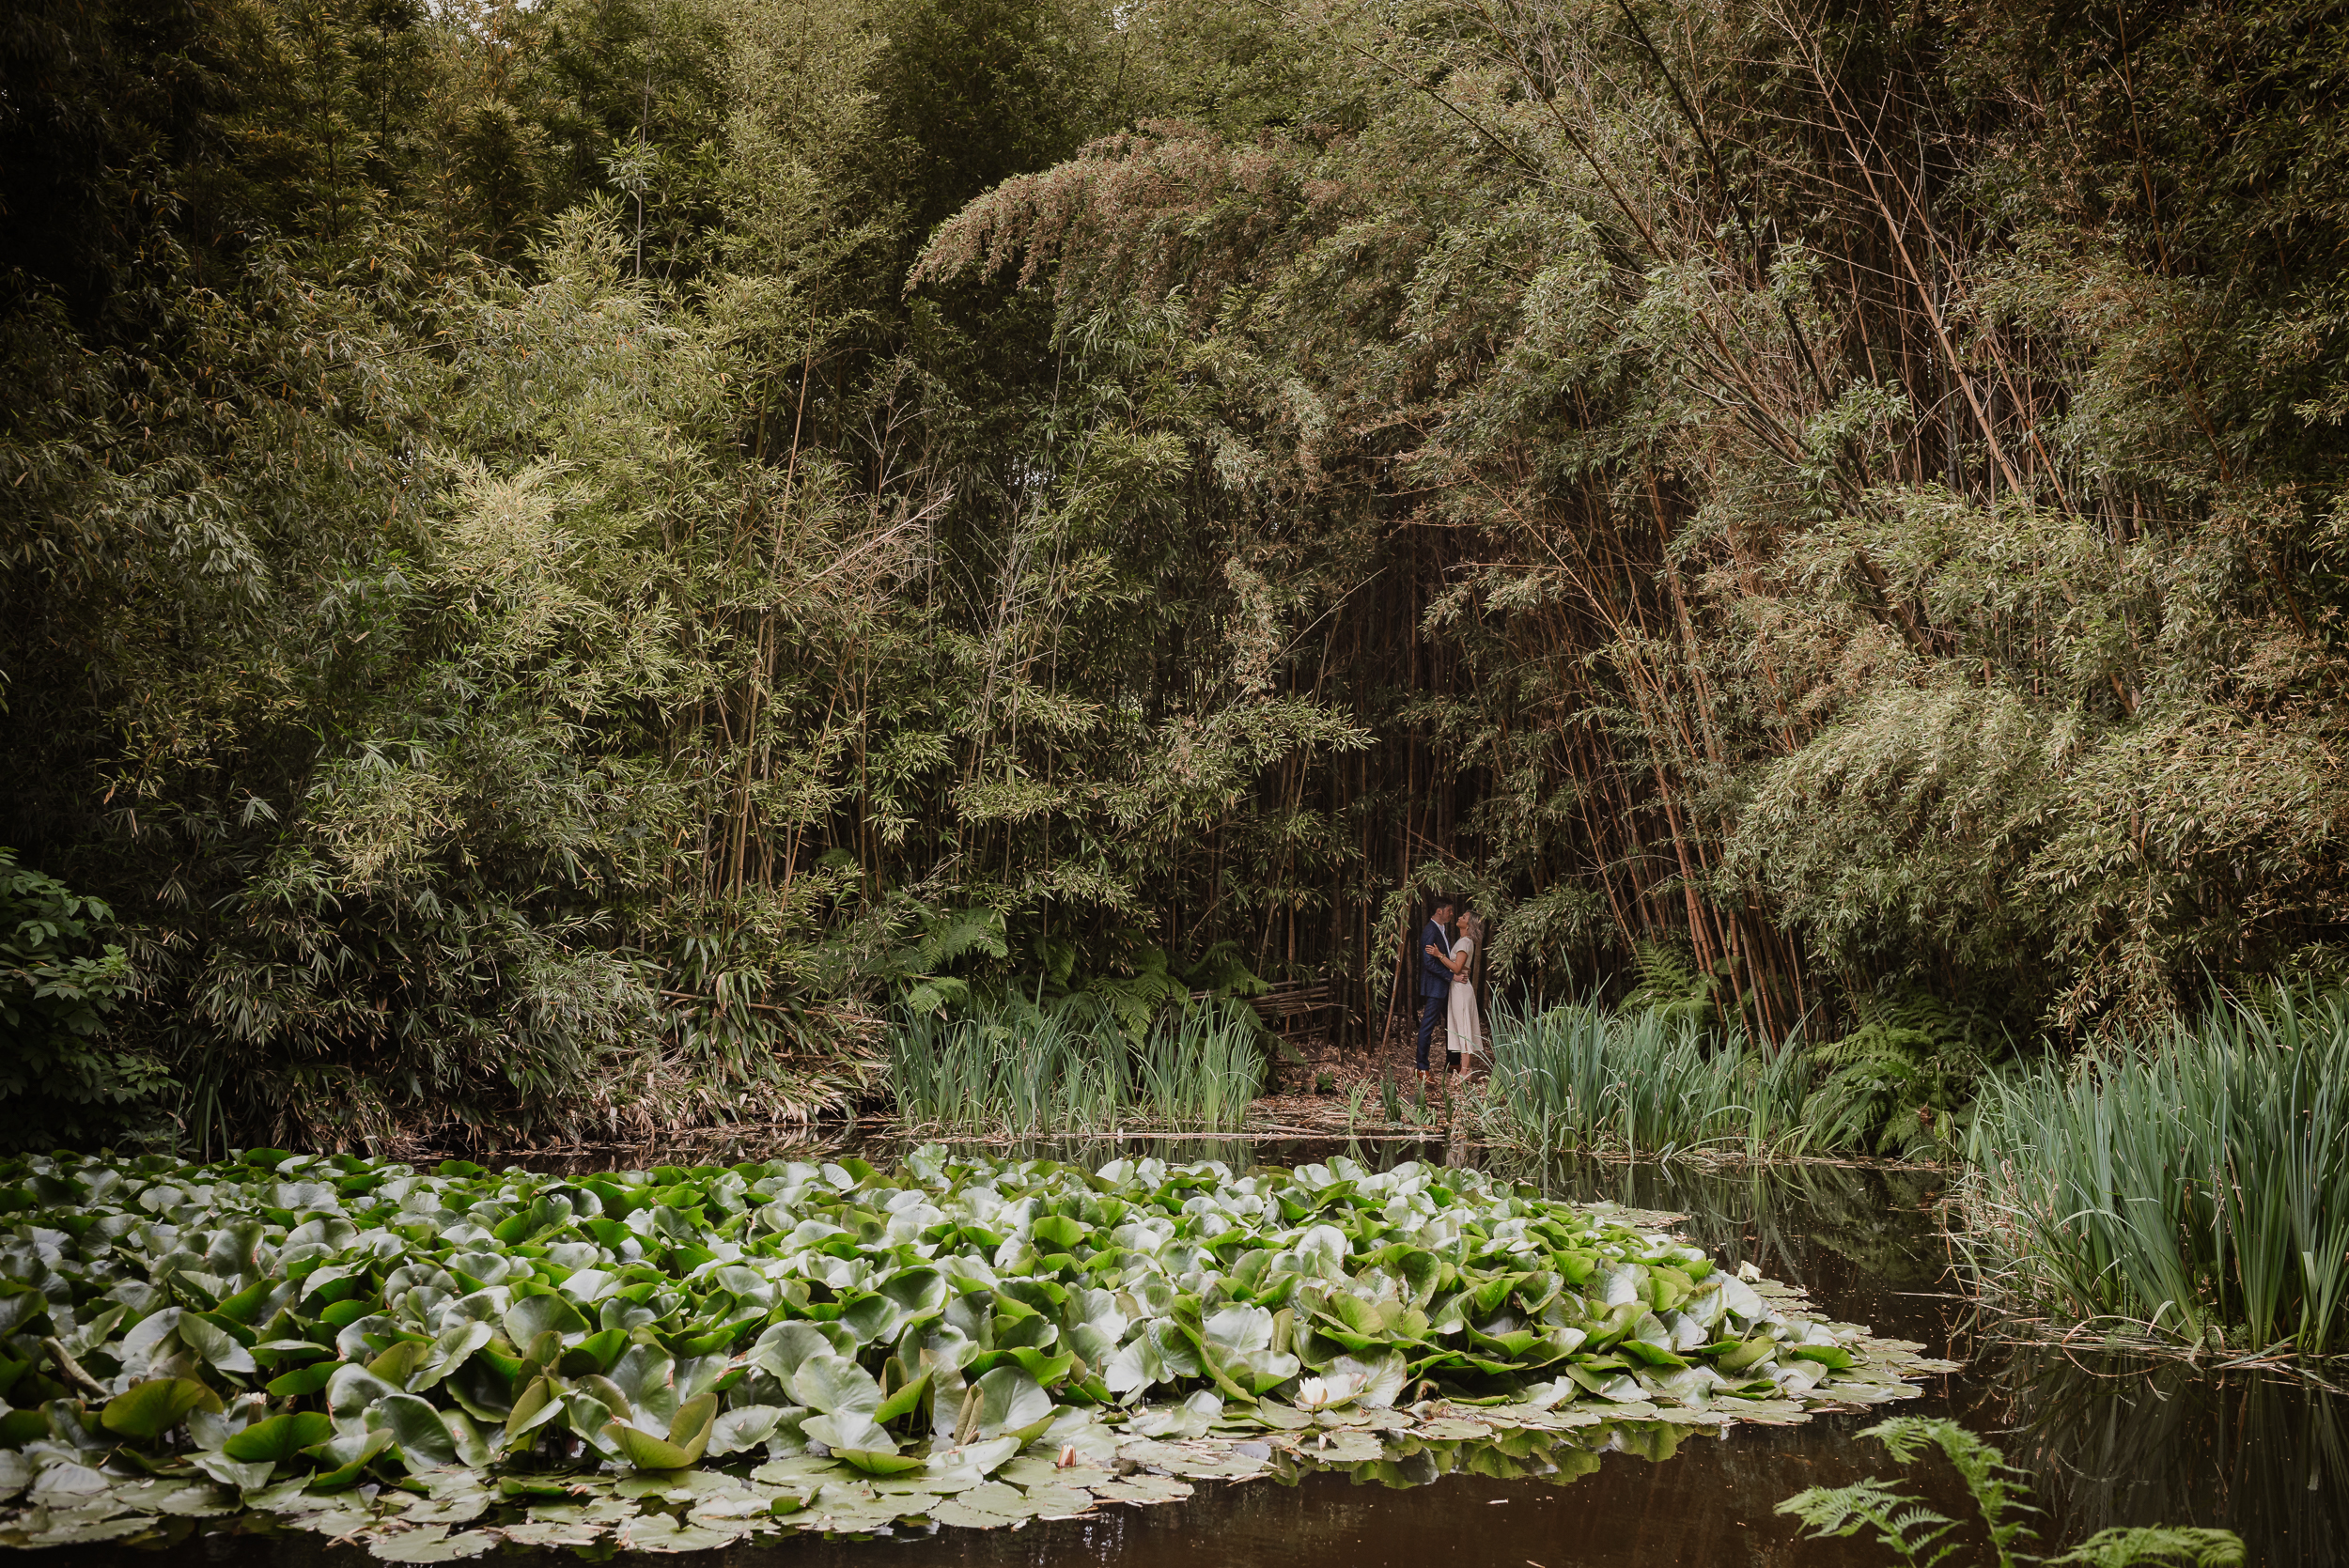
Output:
top-left (1247, 1010), bottom-right (1487, 1137)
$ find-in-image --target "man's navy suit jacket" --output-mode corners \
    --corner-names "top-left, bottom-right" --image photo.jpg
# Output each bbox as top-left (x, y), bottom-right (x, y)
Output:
top-left (1420, 920), bottom-right (1453, 999)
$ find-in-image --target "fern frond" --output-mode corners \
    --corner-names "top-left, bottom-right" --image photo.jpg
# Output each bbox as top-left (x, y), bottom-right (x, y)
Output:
top-left (2045, 1528), bottom-right (2246, 1568)
top-left (1851, 1418), bottom-right (2039, 1563)
top-left (1084, 946), bottom-right (1186, 1041)
top-left (1625, 939), bottom-right (1715, 1026)
top-left (892, 906), bottom-right (1007, 980)
top-left (1776, 1480), bottom-right (1956, 1567)
top-left (1181, 939), bottom-right (1272, 999)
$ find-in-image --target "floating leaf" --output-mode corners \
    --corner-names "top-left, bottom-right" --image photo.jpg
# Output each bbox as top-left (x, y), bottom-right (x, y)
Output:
top-left (802, 1409), bottom-right (895, 1455)
top-left (145, 1481), bottom-right (239, 1517)
top-left (222, 1411), bottom-right (334, 1464)
top-left (503, 1294), bottom-right (588, 1345)
top-left (175, 1314), bottom-right (257, 1375)
top-left (372, 1394), bottom-right (460, 1468)
top-left (187, 1452), bottom-right (274, 1491)
top-left (620, 1512), bottom-right (747, 1549)
top-left (971, 1366), bottom-right (1053, 1441)
top-left (930, 1496), bottom-right (1019, 1529)
top-left (366, 1525), bottom-right (496, 1561)
top-left (0, 1144), bottom-right (1928, 1553)
top-left (1094, 1474), bottom-right (1193, 1504)
top-left (791, 1353), bottom-right (881, 1417)
top-left (1022, 1480), bottom-right (1097, 1514)
top-left (606, 1390), bottom-right (717, 1470)
top-left (101, 1378), bottom-right (224, 1442)
top-left (28, 1463), bottom-right (108, 1501)
top-left (830, 1444), bottom-right (926, 1476)
top-left (500, 1520), bottom-right (606, 1547)
top-left (708, 1404), bottom-right (788, 1457)
top-left (20, 1512), bottom-right (150, 1546)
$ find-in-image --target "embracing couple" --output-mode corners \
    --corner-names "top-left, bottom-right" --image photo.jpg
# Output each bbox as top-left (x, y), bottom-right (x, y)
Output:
top-left (1416, 895), bottom-right (1485, 1081)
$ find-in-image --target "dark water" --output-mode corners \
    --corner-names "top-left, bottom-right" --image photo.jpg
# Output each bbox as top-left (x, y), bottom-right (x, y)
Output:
top-left (39, 1134), bottom-right (2345, 1568)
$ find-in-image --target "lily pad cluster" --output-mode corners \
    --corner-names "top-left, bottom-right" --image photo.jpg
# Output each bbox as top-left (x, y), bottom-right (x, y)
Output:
top-left (0, 1146), bottom-right (1952, 1554)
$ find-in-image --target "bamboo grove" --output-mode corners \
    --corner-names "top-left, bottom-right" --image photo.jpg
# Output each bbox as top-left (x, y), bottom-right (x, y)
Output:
top-left (5, 0), bottom-right (2348, 1151)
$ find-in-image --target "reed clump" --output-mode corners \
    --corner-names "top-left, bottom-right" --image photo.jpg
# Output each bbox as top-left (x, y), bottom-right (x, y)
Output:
top-left (1959, 991), bottom-right (2349, 1360)
top-left (888, 995), bottom-right (1265, 1135)
top-left (1480, 1002), bottom-right (1817, 1162)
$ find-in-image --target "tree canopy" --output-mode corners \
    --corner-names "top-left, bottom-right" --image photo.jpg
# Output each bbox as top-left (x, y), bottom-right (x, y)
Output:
top-left (7, 0), bottom-right (2347, 1150)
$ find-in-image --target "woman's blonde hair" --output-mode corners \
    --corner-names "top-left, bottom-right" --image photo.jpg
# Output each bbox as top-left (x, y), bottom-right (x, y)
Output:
top-left (1458, 910), bottom-right (1483, 942)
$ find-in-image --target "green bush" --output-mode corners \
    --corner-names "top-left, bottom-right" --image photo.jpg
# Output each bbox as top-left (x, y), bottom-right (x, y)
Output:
top-left (0, 847), bottom-right (167, 1150)
top-left (1802, 988), bottom-right (2002, 1158)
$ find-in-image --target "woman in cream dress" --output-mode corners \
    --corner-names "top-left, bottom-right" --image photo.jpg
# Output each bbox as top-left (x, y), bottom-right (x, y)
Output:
top-left (1446, 910), bottom-right (1485, 1077)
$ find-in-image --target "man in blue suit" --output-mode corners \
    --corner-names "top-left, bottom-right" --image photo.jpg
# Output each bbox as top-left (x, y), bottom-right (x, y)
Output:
top-left (1415, 896), bottom-right (1456, 1078)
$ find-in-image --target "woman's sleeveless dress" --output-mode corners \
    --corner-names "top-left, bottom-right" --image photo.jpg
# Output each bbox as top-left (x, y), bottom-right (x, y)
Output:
top-left (1447, 939), bottom-right (1483, 1061)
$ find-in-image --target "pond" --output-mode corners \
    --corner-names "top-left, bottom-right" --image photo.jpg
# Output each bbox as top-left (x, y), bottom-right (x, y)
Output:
top-left (27, 1135), bottom-right (2342, 1568)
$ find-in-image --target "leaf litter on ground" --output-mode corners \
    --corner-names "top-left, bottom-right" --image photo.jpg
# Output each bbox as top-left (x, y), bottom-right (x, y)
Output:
top-left (0, 1144), bottom-right (1956, 1552)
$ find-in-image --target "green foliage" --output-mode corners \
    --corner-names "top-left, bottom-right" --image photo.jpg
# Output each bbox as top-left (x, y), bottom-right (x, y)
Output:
top-left (1803, 988), bottom-right (2000, 1157)
top-left (0, 849), bottom-right (163, 1151)
top-left (0, 1143), bottom-right (1939, 1548)
top-left (885, 906), bottom-right (1012, 1017)
top-left (1778, 1416), bottom-right (2243, 1568)
top-left (1482, 1001), bottom-right (1817, 1161)
top-left (1960, 989), bottom-right (2349, 1360)
top-left (889, 993), bottom-right (1263, 1133)
top-left (915, 0), bottom-right (2349, 1043)
top-left (1623, 941), bottom-right (1720, 1030)
top-left (15, 0), bottom-right (2349, 1155)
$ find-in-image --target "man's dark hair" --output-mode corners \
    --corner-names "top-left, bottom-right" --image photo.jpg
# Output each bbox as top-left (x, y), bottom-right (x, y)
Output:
top-left (1429, 894), bottom-right (1456, 913)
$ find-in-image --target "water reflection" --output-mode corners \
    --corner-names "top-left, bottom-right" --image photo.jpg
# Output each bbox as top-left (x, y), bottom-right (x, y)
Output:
top-left (1980, 1347), bottom-right (2346, 1568)
top-left (1522, 1157), bottom-right (1950, 1299)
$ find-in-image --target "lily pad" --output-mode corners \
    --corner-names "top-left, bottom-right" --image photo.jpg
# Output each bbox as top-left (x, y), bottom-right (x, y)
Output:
top-left (224, 1410), bottom-right (335, 1464)
top-left (366, 1525), bottom-right (497, 1561)
top-left (499, 1519), bottom-right (608, 1547)
top-left (141, 1481), bottom-right (241, 1517)
top-left (101, 1377), bottom-right (226, 1441)
top-left (1094, 1473), bottom-right (1195, 1505)
top-left (1019, 1482), bottom-right (1097, 1515)
top-left (20, 1512), bottom-right (153, 1546)
top-left (1299, 1428), bottom-right (1386, 1464)
top-left (930, 1496), bottom-right (1025, 1529)
top-left (290, 1507), bottom-right (379, 1537)
top-left (0, 1143), bottom-right (1930, 1552)
top-left (624, 1514), bottom-right (752, 1551)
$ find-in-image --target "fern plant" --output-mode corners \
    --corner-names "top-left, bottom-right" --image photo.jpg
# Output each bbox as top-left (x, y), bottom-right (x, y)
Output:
top-left (887, 905), bottom-right (1012, 1017)
top-left (1623, 939), bottom-right (1719, 1029)
top-left (1804, 987), bottom-right (1999, 1157)
top-left (1779, 1418), bottom-right (2241, 1568)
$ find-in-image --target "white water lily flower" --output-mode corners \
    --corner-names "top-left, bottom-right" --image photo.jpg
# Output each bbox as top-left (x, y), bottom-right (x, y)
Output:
top-left (1293, 1371), bottom-right (1365, 1411)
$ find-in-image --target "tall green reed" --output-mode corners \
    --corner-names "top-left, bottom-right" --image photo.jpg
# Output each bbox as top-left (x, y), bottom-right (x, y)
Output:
top-left (1961, 991), bottom-right (2349, 1358)
top-left (890, 994), bottom-right (1263, 1135)
top-left (1131, 1001), bottom-right (1262, 1129)
top-left (1481, 1001), bottom-right (1815, 1160)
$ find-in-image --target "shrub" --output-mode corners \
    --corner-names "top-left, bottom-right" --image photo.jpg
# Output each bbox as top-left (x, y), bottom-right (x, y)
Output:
top-left (0, 847), bottom-right (167, 1151)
